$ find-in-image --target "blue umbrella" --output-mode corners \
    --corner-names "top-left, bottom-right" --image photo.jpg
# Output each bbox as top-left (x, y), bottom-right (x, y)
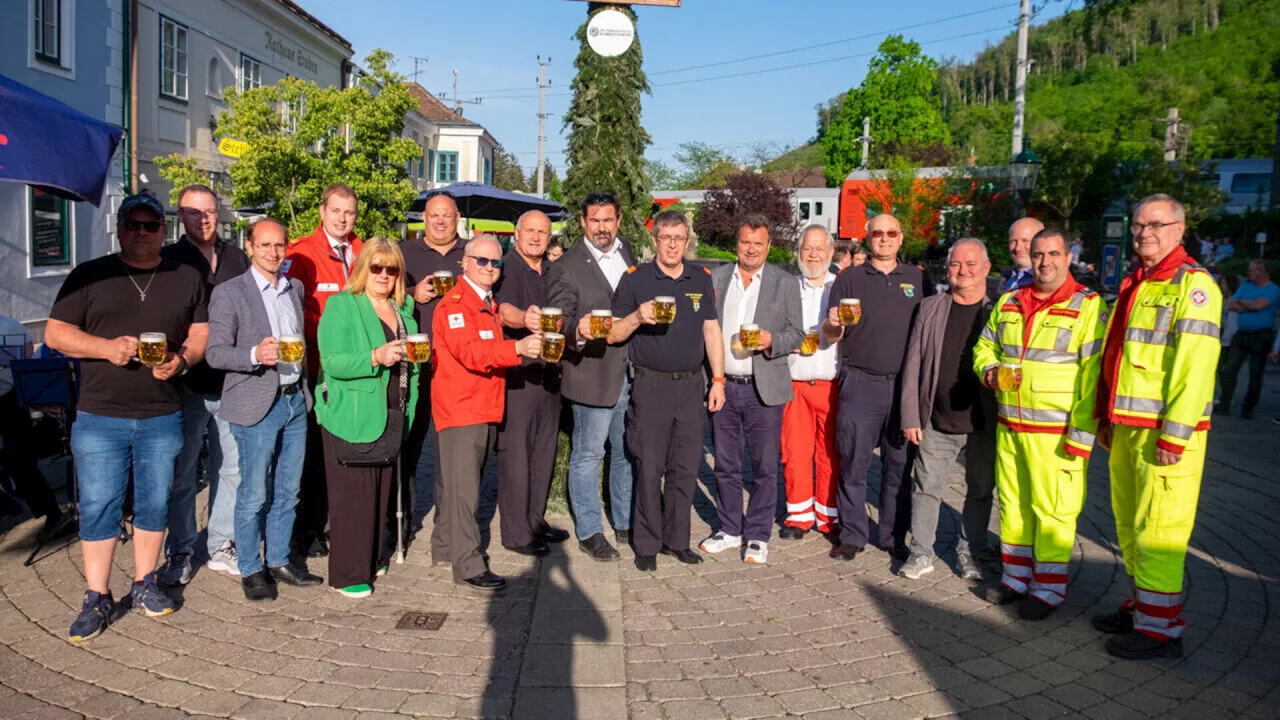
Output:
top-left (0, 73), bottom-right (125, 207)
top-left (409, 181), bottom-right (564, 221)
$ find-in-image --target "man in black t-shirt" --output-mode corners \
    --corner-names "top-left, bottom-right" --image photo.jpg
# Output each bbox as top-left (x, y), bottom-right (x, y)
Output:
top-left (897, 239), bottom-right (998, 582)
top-left (46, 192), bottom-right (209, 643)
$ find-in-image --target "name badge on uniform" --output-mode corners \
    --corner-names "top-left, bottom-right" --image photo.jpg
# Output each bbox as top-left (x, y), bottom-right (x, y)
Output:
top-left (479, 330), bottom-right (494, 340)
top-left (318, 282), bottom-right (339, 293)
top-left (448, 313), bottom-right (465, 329)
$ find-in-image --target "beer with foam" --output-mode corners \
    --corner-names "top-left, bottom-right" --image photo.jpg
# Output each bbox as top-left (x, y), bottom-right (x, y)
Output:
top-left (406, 334), bottom-right (431, 363)
top-left (138, 332), bottom-right (167, 367)
top-left (540, 307), bottom-right (563, 334)
top-left (838, 298), bottom-right (862, 326)
top-left (541, 332), bottom-right (565, 363)
top-left (430, 271), bottom-right (455, 296)
top-left (589, 310), bottom-right (612, 338)
top-left (653, 296), bottom-right (676, 324)
top-left (278, 335), bottom-right (305, 364)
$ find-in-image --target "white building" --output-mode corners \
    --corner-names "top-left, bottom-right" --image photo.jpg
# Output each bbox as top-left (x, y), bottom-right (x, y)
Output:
top-left (403, 83), bottom-right (498, 191)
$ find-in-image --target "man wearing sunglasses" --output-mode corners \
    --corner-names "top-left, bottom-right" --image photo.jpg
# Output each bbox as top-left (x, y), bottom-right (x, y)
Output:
top-left (823, 214), bottom-right (928, 563)
top-left (46, 191), bottom-right (210, 641)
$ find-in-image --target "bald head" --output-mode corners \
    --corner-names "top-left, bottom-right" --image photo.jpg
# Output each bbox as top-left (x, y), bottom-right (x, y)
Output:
top-left (1008, 217), bottom-right (1044, 270)
top-left (514, 211), bottom-right (552, 263)
top-left (866, 214), bottom-right (903, 263)
top-left (424, 193), bottom-right (460, 247)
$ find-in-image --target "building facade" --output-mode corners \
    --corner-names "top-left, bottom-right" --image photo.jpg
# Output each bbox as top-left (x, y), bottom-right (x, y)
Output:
top-left (403, 83), bottom-right (498, 192)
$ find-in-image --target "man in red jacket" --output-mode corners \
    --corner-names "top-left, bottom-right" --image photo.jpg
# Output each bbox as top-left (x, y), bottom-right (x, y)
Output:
top-left (432, 235), bottom-right (542, 591)
top-left (284, 183), bottom-right (363, 559)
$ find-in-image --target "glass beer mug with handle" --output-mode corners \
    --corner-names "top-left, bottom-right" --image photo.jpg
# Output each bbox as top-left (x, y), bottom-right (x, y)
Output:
top-left (838, 298), bottom-right (862, 326)
top-left (406, 333), bottom-right (431, 363)
top-left (653, 296), bottom-right (677, 324)
top-left (589, 309), bottom-right (613, 338)
top-left (430, 270), bottom-right (455, 296)
top-left (138, 332), bottom-right (168, 367)
top-left (541, 332), bottom-right (565, 363)
top-left (799, 329), bottom-right (820, 357)
top-left (740, 324), bottom-right (761, 350)
top-left (540, 307), bottom-right (563, 334)
top-left (278, 334), bottom-right (305, 364)
top-left (997, 361), bottom-right (1023, 392)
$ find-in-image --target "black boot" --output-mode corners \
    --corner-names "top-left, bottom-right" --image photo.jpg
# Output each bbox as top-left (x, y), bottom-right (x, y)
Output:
top-left (1105, 631), bottom-right (1182, 660)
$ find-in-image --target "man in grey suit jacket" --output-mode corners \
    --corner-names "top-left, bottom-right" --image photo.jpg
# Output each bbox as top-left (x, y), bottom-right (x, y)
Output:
top-left (699, 216), bottom-right (804, 564)
top-left (205, 220), bottom-right (321, 601)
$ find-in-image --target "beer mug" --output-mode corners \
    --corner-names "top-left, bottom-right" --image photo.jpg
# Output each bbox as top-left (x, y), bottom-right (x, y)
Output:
top-left (540, 307), bottom-right (563, 334)
top-left (430, 270), bottom-right (455, 296)
top-left (589, 309), bottom-right (613, 338)
top-left (740, 324), bottom-right (761, 350)
top-left (278, 335), bottom-right (305, 364)
top-left (541, 332), bottom-right (565, 363)
top-left (997, 362), bottom-right (1023, 392)
top-left (653, 296), bottom-right (677, 324)
top-left (838, 298), bottom-right (862, 326)
top-left (406, 333), bottom-right (431, 363)
top-left (800, 330), bottom-right (820, 357)
top-left (138, 332), bottom-right (167, 367)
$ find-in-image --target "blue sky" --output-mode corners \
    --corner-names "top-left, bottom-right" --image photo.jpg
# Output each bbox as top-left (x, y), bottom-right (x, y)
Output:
top-left (299, 0), bottom-right (1069, 173)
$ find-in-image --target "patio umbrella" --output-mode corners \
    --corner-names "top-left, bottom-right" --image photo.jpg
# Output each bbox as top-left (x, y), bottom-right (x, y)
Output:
top-left (0, 74), bottom-right (124, 207)
top-left (408, 182), bottom-right (563, 221)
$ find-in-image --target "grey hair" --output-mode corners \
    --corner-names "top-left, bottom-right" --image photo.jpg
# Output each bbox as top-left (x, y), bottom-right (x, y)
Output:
top-left (797, 223), bottom-right (835, 251)
top-left (465, 233), bottom-right (502, 255)
top-left (516, 210), bottom-right (550, 229)
top-left (652, 209), bottom-right (690, 235)
top-left (1134, 193), bottom-right (1186, 223)
top-left (947, 237), bottom-right (989, 265)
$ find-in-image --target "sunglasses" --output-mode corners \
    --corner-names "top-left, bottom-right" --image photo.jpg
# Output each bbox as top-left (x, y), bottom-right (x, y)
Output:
top-left (122, 219), bottom-right (164, 233)
top-left (468, 255), bottom-right (504, 269)
top-left (869, 230), bottom-right (902, 240)
top-left (369, 263), bottom-right (402, 278)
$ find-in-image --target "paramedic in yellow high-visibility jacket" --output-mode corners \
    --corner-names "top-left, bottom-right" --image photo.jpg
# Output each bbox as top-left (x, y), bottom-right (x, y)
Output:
top-left (973, 228), bottom-right (1105, 622)
top-left (1093, 194), bottom-right (1222, 661)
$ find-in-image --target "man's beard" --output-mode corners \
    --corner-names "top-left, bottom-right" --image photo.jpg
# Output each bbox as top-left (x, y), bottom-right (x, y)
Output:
top-left (590, 233), bottom-right (615, 250)
top-left (798, 259), bottom-right (827, 279)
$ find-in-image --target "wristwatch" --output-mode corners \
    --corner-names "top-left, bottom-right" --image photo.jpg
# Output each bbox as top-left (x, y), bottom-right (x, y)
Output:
top-left (178, 355), bottom-right (189, 376)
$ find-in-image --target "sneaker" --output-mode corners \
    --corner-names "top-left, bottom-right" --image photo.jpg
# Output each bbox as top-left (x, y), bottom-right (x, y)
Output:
top-left (335, 584), bottom-right (373, 599)
top-left (376, 565), bottom-right (389, 578)
top-left (1105, 631), bottom-right (1183, 660)
top-left (898, 553), bottom-right (935, 580)
top-left (955, 553), bottom-right (982, 581)
top-left (68, 590), bottom-right (114, 643)
top-left (160, 552), bottom-right (194, 586)
top-left (130, 572), bottom-right (176, 617)
top-left (206, 542), bottom-right (241, 576)
top-left (699, 532), bottom-right (742, 554)
top-left (743, 541), bottom-right (768, 564)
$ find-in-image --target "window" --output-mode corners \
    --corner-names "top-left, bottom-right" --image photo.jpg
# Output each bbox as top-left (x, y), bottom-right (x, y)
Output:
top-left (33, 0), bottom-right (60, 65)
top-left (207, 57), bottom-right (222, 98)
top-left (1230, 173), bottom-right (1272, 195)
top-left (30, 189), bottom-right (70, 267)
top-left (281, 92), bottom-right (304, 134)
top-left (418, 149), bottom-right (425, 178)
top-left (815, 202), bottom-right (824, 216)
top-left (427, 149), bottom-right (436, 181)
top-left (239, 54), bottom-right (261, 92)
top-left (484, 156), bottom-right (492, 185)
top-left (165, 215), bottom-right (180, 244)
top-left (436, 151), bottom-right (458, 183)
top-left (799, 202), bottom-right (811, 221)
top-left (160, 16), bottom-right (189, 100)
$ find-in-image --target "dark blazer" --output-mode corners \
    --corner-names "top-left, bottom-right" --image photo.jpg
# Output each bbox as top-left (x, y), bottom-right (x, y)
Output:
top-left (711, 263), bottom-right (805, 407)
top-left (899, 291), bottom-right (996, 432)
top-left (545, 238), bottom-right (637, 407)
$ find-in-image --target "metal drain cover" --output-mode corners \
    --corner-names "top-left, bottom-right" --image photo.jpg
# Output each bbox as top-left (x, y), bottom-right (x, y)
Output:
top-left (395, 611), bottom-right (447, 631)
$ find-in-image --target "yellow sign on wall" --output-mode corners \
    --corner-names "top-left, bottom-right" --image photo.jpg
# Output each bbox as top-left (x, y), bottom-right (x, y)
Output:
top-left (218, 138), bottom-right (251, 158)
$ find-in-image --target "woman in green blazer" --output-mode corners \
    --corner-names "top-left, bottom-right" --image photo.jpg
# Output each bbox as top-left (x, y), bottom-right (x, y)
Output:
top-left (317, 237), bottom-right (420, 598)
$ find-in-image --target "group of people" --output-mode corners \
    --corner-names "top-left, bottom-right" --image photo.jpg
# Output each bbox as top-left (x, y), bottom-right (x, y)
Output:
top-left (35, 180), bottom-right (1219, 662)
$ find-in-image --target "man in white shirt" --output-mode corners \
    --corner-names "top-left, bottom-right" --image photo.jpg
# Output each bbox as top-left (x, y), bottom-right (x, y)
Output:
top-left (780, 225), bottom-right (841, 540)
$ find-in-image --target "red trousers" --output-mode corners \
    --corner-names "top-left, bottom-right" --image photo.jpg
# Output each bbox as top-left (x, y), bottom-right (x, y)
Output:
top-left (780, 380), bottom-right (839, 532)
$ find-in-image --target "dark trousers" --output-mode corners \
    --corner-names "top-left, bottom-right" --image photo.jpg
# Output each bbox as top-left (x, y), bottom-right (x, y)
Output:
top-left (405, 370), bottom-right (443, 524)
top-left (0, 390), bottom-right (59, 518)
top-left (321, 428), bottom-right (392, 589)
top-left (626, 371), bottom-right (705, 556)
top-left (711, 380), bottom-right (784, 543)
top-left (433, 423), bottom-right (496, 582)
top-left (293, 378), bottom-right (328, 550)
top-left (1219, 329), bottom-right (1274, 412)
top-left (835, 366), bottom-right (914, 548)
top-left (496, 374), bottom-right (560, 548)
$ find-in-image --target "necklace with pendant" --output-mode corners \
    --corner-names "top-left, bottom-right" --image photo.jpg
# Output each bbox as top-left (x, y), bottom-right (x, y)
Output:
top-left (121, 256), bottom-right (159, 302)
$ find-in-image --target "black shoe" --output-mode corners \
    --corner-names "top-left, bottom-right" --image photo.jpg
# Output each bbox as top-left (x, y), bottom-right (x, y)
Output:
top-left (536, 526), bottom-right (571, 544)
top-left (293, 536), bottom-right (329, 558)
top-left (269, 563), bottom-right (323, 587)
top-left (983, 585), bottom-right (1025, 605)
top-left (1212, 403), bottom-right (1228, 416)
top-left (1092, 609), bottom-right (1135, 635)
top-left (456, 571), bottom-right (506, 591)
top-left (579, 534), bottom-right (620, 562)
top-left (878, 543), bottom-right (910, 561)
top-left (614, 529), bottom-right (630, 545)
top-left (635, 554), bottom-right (657, 571)
top-left (242, 571), bottom-right (278, 602)
top-left (660, 547), bottom-right (703, 564)
top-left (778, 526), bottom-right (806, 541)
top-left (829, 544), bottom-right (862, 561)
top-left (1105, 631), bottom-right (1183, 660)
top-left (1018, 596), bottom-right (1057, 620)
top-left (506, 540), bottom-right (550, 557)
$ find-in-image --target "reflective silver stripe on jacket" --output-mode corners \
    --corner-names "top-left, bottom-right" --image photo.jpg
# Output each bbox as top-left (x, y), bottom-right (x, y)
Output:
top-left (997, 404), bottom-right (1070, 423)
top-left (1173, 318), bottom-right (1220, 339)
top-left (1021, 349), bottom-right (1077, 363)
top-left (1078, 339), bottom-right (1102, 358)
top-left (1067, 426), bottom-right (1096, 446)
top-left (1115, 395), bottom-right (1165, 414)
top-left (1161, 418), bottom-right (1195, 440)
top-left (1125, 327), bottom-right (1174, 346)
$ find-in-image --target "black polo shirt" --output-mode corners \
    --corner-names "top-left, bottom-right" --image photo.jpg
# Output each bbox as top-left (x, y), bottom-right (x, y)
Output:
top-left (402, 238), bottom-right (466, 335)
top-left (826, 261), bottom-right (926, 376)
top-left (160, 236), bottom-right (250, 395)
top-left (613, 261), bottom-right (718, 373)
top-left (494, 249), bottom-right (553, 374)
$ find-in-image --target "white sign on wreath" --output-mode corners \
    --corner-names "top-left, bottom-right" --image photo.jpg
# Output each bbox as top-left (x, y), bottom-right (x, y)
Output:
top-left (587, 9), bottom-right (635, 58)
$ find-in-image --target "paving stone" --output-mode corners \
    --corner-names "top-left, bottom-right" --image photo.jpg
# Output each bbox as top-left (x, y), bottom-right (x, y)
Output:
top-left (718, 694), bottom-right (785, 719)
top-left (510, 687), bottom-right (626, 720)
top-left (661, 698), bottom-right (728, 720)
top-left (852, 699), bottom-right (922, 720)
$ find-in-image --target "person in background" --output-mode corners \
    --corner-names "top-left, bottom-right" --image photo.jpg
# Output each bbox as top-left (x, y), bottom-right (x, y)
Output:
top-left (1216, 259), bottom-right (1279, 420)
top-left (830, 248), bottom-right (851, 276)
top-left (1216, 274), bottom-right (1242, 381)
top-left (1069, 235), bottom-right (1084, 267)
top-left (545, 239), bottom-right (565, 263)
top-left (1003, 217), bottom-right (1044, 292)
top-left (0, 315), bottom-right (63, 536)
top-left (850, 243), bottom-right (869, 267)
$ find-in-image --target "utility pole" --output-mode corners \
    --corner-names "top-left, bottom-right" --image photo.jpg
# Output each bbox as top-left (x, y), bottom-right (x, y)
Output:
top-left (409, 56), bottom-right (428, 85)
top-left (857, 116), bottom-right (872, 170)
top-left (1011, 0), bottom-right (1031, 159)
top-left (445, 69), bottom-right (483, 116)
top-left (1163, 107), bottom-right (1181, 163)
top-left (536, 56), bottom-right (551, 198)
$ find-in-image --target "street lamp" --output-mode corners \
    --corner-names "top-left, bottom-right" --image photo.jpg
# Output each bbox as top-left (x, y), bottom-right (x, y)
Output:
top-left (1010, 136), bottom-right (1041, 219)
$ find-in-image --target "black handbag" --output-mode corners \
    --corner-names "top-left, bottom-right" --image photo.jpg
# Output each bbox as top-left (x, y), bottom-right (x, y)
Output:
top-left (324, 310), bottom-right (409, 467)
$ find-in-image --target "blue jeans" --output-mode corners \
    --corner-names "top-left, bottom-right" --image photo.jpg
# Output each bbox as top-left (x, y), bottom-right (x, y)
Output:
top-left (71, 411), bottom-right (184, 542)
top-left (568, 377), bottom-right (634, 540)
top-left (168, 393), bottom-right (240, 556)
top-left (230, 391), bottom-right (308, 576)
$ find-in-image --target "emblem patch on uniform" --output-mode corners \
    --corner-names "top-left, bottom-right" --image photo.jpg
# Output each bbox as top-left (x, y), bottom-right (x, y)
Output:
top-left (900, 283), bottom-right (916, 298)
top-left (448, 313), bottom-right (465, 329)
top-left (1191, 289), bottom-right (1208, 307)
top-left (686, 293), bottom-right (703, 311)
top-left (280, 259), bottom-right (292, 273)
top-left (479, 330), bottom-right (494, 340)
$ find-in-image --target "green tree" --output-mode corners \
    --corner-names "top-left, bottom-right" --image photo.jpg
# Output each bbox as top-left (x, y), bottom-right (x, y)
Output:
top-left (672, 141), bottom-right (734, 188)
top-left (561, 3), bottom-right (652, 246)
top-left (156, 49), bottom-right (419, 239)
top-left (152, 155), bottom-right (219, 206)
top-left (823, 35), bottom-right (951, 186)
top-left (526, 160), bottom-right (564, 203)
top-left (491, 145), bottom-right (528, 192)
top-left (867, 156), bottom-right (951, 260)
top-left (1032, 132), bottom-right (1118, 231)
top-left (645, 158), bottom-right (679, 191)
top-left (1126, 151), bottom-right (1227, 231)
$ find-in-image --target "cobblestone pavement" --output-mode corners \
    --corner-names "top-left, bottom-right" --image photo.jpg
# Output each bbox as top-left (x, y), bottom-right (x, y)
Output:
top-left (1, 371), bottom-right (1278, 719)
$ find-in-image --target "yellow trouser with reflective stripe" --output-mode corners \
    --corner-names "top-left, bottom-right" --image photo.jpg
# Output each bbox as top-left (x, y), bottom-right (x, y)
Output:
top-left (994, 426), bottom-right (1086, 606)
top-left (1108, 425), bottom-right (1205, 639)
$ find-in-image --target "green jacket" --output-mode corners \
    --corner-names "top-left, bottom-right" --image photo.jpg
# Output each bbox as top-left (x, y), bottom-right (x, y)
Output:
top-left (316, 291), bottom-right (419, 443)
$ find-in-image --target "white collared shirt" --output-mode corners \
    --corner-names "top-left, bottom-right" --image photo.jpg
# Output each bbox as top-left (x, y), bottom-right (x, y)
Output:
top-left (324, 230), bottom-right (351, 274)
top-left (788, 272), bottom-right (839, 382)
top-left (721, 264), bottom-right (764, 377)
top-left (585, 236), bottom-right (628, 291)
top-left (462, 274), bottom-right (494, 305)
top-left (248, 266), bottom-right (302, 385)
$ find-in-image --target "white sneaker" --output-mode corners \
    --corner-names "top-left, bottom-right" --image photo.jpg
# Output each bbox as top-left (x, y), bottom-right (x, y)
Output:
top-left (699, 532), bottom-right (742, 554)
top-left (206, 542), bottom-right (241, 577)
top-left (898, 553), bottom-right (935, 580)
top-left (743, 541), bottom-right (768, 565)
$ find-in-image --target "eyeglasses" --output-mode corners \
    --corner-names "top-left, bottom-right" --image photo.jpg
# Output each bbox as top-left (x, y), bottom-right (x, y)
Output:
top-left (655, 234), bottom-right (688, 245)
top-left (253, 242), bottom-right (289, 254)
top-left (468, 256), bottom-right (504, 269)
top-left (869, 230), bottom-right (902, 240)
top-left (122, 219), bottom-right (164, 233)
top-left (180, 208), bottom-right (218, 219)
top-left (369, 264), bottom-right (402, 278)
top-left (1130, 221), bottom-right (1183, 235)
